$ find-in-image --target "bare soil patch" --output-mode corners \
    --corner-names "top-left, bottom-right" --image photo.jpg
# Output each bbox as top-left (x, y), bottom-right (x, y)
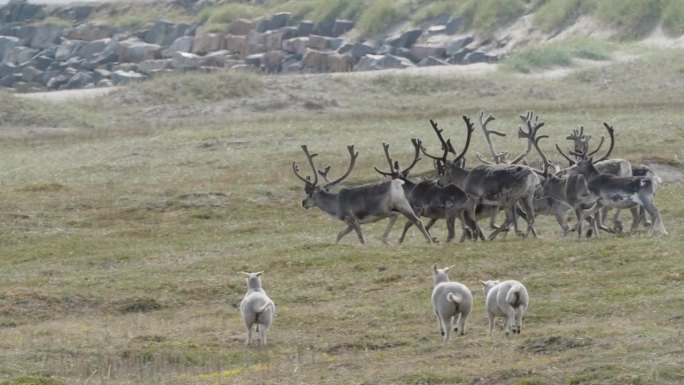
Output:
top-left (518, 335), bottom-right (593, 354)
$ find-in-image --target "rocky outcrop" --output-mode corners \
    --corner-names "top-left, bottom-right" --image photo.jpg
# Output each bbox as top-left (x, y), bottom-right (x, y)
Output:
top-left (0, 1), bottom-right (501, 92)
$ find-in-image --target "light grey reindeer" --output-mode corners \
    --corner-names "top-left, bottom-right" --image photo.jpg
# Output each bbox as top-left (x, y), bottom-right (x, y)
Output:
top-left (293, 145), bottom-right (433, 244)
top-left (574, 155), bottom-right (667, 237)
top-left (556, 123), bottom-right (634, 233)
top-left (431, 264), bottom-right (473, 345)
top-left (558, 123), bottom-right (661, 233)
top-left (239, 271), bottom-right (276, 346)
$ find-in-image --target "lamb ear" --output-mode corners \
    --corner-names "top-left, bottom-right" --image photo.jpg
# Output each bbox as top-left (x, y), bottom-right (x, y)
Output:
top-left (444, 265), bottom-right (454, 271)
top-left (255, 271), bottom-right (264, 276)
top-left (432, 264), bottom-right (438, 273)
top-left (238, 271), bottom-right (250, 276)
top-left (479, 280), bottom-right (487, 286)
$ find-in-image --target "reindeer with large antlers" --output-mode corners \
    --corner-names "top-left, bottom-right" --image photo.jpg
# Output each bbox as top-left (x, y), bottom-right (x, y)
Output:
top-left (374, 138), bottom-right (478, 243)
top-left (574, 153), bottom-right (667, 237)
top-left (293, 145), bottom-right (434, 244)
top-left (475, 110), bottom-right (580, 236)
top-left (422, 115), bottom-right (542, 240)
top-left (557, 123), bottom-right (637, 233)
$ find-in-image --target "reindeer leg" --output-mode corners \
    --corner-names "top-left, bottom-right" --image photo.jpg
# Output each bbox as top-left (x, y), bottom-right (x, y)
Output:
top-left (344, 216), bottom-right (365, 244)
top-left (640, 206), bottom-right (651, 228)
top-left (425, 217), bottom-right (440, 243)
top-left (425, 217), bottom-right (438, 231)
top-left (398, 220), bottom-right (412, 244)
top-left (612, 208), bottom-right (623, 233)
top-left (396, 203), bottom-right (434, 244)
top-left (640, 198), bottom-right (667, 236)
top-left (489, 205), bottom-right (513, 241)
top-left (521, 196), bottom-right (537, 238)
top-left (578, 203), bottom-right (601, 239)
top-left (445, 214), bottom-right (456, 243)
top-left (511, 202), bottom-right (526, 238)
top-left (336, 224), bottom-right (355, 243)
top-left (458, 210), bottom-right (470, 242)
top-left (488, 206), bottom-right (500, 230)
top-left (380, 214), bottom-right (398, 245)
top-left (628, 206), bottom-right (640, 232)
top-left (552, 202), bottom-right (571, 236)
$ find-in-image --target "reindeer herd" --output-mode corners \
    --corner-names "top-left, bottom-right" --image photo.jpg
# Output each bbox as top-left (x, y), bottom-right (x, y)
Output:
top-left (292, 110), bottom-right (667, 244)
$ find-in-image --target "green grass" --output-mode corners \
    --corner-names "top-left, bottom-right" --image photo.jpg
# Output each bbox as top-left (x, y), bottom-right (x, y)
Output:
top-left (0, 91), bottom-right (100, 129)
top-left (356, 0), bottom-right (407, 36)
top-left (197, 2), bottom-right (266, 25)
top-left (662, 0), bottom-right (684, 35)
top-left (502, 37), bottom-right (615, 73)
top-left (411, 0), bottom-right (461, 24)
top-left (596, 0), bottom-right (662, 39)
top-left (0, 47), bottom-right (683, 384)
top-left (117, 70), bottom-right (265, 106)
top-left (533, 0), bottom-right (596, 32)
top-left (31, 16), bottom-right (72, 28)
top-left (459, 0), bottom-right (528, 37)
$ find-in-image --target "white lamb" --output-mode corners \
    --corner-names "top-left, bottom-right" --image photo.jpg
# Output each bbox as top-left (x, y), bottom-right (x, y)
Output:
top-left (480, 279), bottom-right (529, 335)
top-left (239, 271), bottom-right (276, 346)
top-left (431, 264), bottom-right (473, 345)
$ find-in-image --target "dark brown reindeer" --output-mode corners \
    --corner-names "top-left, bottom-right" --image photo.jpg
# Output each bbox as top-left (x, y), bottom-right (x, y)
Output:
top-left (573, 154), bottom-right (667, 237)
top-left (422, 114), bottom-right (542, 240)
top-left (374, 138), bottom-right (478, 243)
top-left (293, 145), bottom-right (434, 245)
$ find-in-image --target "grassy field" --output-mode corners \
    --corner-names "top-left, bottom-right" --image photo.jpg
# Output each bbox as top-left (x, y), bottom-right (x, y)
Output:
top-left (0, 45), bottom-right (684, 385)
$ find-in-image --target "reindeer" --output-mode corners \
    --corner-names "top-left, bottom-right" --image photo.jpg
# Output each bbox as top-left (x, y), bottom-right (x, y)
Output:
top-left (422, 114), bottom-right (543, 240)
top-left (520, 119), bottom-right (596, 237)
top-left (473, 111), bottom-right (576, 237)
top-left (293, 145), bottom-right (434, 245)
top-left (556, 123), bottom-right (637, 233)
top-left (373, 138), bottom-right (478, 243)
top-left (560, 124), bottom-right (663, 232)
top-left (573, 154), bottom-right (667, 237)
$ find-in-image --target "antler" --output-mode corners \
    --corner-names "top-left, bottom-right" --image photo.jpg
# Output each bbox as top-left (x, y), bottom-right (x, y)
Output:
top-left (558, 122), bottom-right (615, 163)
top-left (455, 115), bottom-right (475, 165)
top-left (555, 143), bottom-right (576, 166)
top-left (509, 111), bottom-right (536, 164)
top-left (374, 142), bottom-right (395, 177)
top-left (517, 110), bottom-right (550, 175)
top-left (374, 139), bottom-right (422, 178)
top-left (317, 165), bottom-right (332, 183)
top-left (292, 145), bottom-right (319, 186)
top-left (322, 145), bottom-right (359, 188)
top-left (567, 126), bottom-right (589, 145)
top-left (420, 119), bottom-right (456, 163)
top-left (593, 122), bottom-right (615, 162)
top-left (475, 110), bottom-right (508, 164)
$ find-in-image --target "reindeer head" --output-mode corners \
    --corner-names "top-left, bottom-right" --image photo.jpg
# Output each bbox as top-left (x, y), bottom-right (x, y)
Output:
top-left (293, 145), bottom-right (359, 209)
top-left (575, 156), bottom-right (596, 175)
top-left (557, 122), bottom-right (616, 166)
top-left (421, 116), bottom-right (474, 187)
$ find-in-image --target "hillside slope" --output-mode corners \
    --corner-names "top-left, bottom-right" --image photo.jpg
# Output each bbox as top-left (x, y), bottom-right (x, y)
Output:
top-left (0, 0), bottom-right (682, 93)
